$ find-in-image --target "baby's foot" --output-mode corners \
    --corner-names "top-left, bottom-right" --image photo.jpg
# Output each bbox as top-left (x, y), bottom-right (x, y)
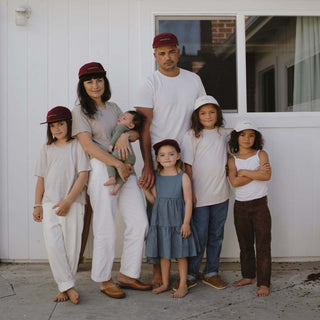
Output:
top-left (53, 291), bottom-right (68, 302)
top-left (66, 287), bottom-right (79, 304)
top-left (256, 285), bottom-right (270, 297)
top-left (233, 278), bottom-right (255, 287)
top-left (104, 177), bottom-right (116, 186)
top-left (171, 284), bottom-right (188, 298)
top-left (110, 184), bottom-right (121, 195)
top-left (152, 284), bottom-right (170, 295)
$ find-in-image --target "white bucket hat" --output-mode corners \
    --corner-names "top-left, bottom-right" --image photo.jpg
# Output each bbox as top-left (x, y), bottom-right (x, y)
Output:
top-left (234, 119), bottom-right (258, 132)
top-left (194, 95), bottom-right (219, 111)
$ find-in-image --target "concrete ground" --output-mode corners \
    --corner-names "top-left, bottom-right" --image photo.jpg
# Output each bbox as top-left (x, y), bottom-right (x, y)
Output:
top-left (0, 261), bottom-right (319, 320)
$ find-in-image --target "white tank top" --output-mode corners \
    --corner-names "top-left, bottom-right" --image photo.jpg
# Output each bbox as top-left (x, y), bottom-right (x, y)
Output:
top-left (233, 150), bottom-right (268, 201)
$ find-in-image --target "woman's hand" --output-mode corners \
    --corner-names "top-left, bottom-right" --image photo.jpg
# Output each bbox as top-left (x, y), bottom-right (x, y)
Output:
top-left (52, 199), bottom-right (72, 216)
top-left (114, 132), bottom-right (132, 160)
top-left (180, 223), bottom-right (191, 239)
top-left (33, 207), bottom-right (43, 222)
top-left (116, 162), bottom-right (133, 182)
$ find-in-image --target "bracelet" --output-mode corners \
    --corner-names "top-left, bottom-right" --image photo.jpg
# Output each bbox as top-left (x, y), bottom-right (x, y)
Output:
top-left (33, 204), bottom-right (42, 208)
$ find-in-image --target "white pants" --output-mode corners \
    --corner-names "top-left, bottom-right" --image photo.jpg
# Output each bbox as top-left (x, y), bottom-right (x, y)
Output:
top-left (88, 158), bottom-right (148, 282)
top-left (42, 202), bottom-right (84, 292)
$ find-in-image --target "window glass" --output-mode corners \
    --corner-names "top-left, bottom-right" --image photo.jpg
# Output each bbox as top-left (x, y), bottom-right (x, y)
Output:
top-left (246, 16), bottom-right (320, 112)
top-left (157, 17), bottom-right (237, 112)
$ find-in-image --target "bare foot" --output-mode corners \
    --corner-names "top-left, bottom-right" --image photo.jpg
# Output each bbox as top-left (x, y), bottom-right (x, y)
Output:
top-left (53, 291), bottom-right (68, 302)
top-left (171, 284), bottom-right (188, 298)
top-left (152, 264), bottom-right (162, 288)
top-left (110, 184), bottom-right (121, 195)
top-left (152, 284), bottom-right (170, 295)
top-left (66, 287), bottom-right (79, 304)
top-left (256, 285), bottom-right (270, 297)
top-left (233, 278), bottom-right (255, 287)
top-left (104, 177), bottom-right (116, 186)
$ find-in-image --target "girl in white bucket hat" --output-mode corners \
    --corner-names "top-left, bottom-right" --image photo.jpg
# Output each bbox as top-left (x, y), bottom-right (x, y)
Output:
top-left (228, 119), bottom-right (272, 297)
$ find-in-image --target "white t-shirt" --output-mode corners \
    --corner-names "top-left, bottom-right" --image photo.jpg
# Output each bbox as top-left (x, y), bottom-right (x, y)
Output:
top-left (135, 68), bottom-right (206, 150)
top-left (182, 128), bottom-right (230, 207)
top-left (233, 151), bottom-right (268, 201)
top-left (72, 102), bottom-right (122, 152)
top-left (35, 139), bottom-right (91, 205)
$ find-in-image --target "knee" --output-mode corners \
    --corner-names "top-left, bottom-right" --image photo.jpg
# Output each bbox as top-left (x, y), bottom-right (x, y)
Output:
top-left (128, 217), bottom-right (149, 240)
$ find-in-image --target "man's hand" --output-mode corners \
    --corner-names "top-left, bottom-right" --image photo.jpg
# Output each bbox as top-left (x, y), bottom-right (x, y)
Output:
top-left (138, 165), bottom-right (155, 190)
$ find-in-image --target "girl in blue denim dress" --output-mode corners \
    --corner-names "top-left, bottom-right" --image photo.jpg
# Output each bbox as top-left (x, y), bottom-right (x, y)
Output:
top-left (142, 139), bottom-right (199, 298)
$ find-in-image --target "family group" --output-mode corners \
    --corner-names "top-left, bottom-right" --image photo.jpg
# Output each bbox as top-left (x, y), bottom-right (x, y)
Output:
top-left (32, 33), bottom-right (272, 304)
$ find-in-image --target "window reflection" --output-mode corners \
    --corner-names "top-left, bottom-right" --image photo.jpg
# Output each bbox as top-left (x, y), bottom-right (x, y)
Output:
top-left (246, 16), bottom-right (320, 112)
top-left (157, 18), bottom-right (237, 111)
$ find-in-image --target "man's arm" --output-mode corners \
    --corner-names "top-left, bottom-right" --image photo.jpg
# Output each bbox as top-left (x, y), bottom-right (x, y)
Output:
top-left (135, 107), bottom-right (154, 190)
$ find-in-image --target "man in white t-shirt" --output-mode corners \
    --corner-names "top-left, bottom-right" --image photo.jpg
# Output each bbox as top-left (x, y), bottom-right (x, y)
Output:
top-left (135, 32), bottom-right (206, 286)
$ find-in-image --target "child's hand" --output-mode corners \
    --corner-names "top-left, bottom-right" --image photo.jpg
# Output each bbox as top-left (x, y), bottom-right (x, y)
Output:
top-left (237, 169), bottom-right (245, 177)
top-left (33, 207), bottom-right (43, 222)
top-left (260, 162), bottom-right (271, 172)
top-left (52, 199), bottom-right (72, 216)
top-left (180, 223), bottom-right (191, 239)
top-left (108, 145), bottom-right (114, 153)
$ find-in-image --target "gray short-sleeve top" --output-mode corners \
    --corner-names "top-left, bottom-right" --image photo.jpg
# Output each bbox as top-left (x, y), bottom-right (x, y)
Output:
top-left (72, 102), bottom-right (122, 152)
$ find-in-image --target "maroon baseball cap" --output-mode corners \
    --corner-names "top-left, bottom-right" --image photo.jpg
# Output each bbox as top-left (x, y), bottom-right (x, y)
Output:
top-left (40, 106), bottom-right (72, 124)
top-left (153, 139), bottom-right (181, 155)
top-left (152, 33), bottom-right (179, 48)
top-left (78, 62), bottom-right (106, 78)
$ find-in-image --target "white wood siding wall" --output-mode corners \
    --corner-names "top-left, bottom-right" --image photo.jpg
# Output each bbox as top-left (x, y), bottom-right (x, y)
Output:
top-left (0, 0), bottom-right (319, 261)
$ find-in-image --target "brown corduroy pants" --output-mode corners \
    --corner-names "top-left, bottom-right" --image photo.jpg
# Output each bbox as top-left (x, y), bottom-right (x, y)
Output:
top-left (234, 196), bottom-right (272, 287)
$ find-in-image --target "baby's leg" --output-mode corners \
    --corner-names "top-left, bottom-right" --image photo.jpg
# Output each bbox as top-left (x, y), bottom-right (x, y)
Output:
top-left (110, 155), bottom-right (131, 196)
top-left (152, 258), bottom-right (170, 294)
top-left (172, 258), bottom-right (188, 298)
top-left (110, 184), bottom-right (122, 195)
top-left (105, 165), bottom-right (116, 186)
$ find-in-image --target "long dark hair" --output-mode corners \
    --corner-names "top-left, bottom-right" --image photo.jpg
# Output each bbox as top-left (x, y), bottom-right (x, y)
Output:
top-left (77, 73), bottom-right (111, 119)
top-left (191, 103), bottom-right (224, 138)
top-left (46, 120), bottom-right (73, 145)
top-left (228, 130), bottom-right (264, 154)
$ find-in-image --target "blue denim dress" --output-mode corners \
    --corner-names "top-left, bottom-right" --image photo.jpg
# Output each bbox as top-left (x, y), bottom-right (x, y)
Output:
top-left (145, 171), bottom-right (199, 260)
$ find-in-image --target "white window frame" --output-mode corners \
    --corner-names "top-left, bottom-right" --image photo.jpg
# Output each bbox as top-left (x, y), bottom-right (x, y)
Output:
top-left (149, 12), bottom-right (320, 128)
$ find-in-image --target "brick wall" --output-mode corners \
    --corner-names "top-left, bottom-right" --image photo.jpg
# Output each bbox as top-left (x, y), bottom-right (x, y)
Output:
top-left (211, 20), bottom-right (236, 43)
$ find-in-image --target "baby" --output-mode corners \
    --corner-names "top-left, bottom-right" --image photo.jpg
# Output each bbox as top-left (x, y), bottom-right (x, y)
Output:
top-left (105, 110), bottom-right (145, 195)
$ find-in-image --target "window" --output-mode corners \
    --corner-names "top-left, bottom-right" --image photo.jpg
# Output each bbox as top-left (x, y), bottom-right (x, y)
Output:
top-left (246, 16), bottom-right (320, 112)
top-left (156, 17), bottom-right (237, 112)
top-left (156, 15), bottom-right (320, 113)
